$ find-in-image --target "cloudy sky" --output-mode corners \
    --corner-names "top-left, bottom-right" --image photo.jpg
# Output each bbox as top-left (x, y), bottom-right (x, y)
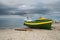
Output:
top-left (0, 0), bottom-right (60, 15)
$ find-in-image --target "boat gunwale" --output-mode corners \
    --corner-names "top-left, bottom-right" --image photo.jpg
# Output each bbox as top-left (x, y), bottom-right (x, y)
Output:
top-left (24, 21), bottom-right (52, 25)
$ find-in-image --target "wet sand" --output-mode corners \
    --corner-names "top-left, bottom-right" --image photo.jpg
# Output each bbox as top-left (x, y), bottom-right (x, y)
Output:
top-left (0, 23), bottom-right (60, 40)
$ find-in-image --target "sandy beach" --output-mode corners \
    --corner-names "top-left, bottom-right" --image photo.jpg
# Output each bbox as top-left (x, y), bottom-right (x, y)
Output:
top-left (0, 23), bottom-right (60, 40)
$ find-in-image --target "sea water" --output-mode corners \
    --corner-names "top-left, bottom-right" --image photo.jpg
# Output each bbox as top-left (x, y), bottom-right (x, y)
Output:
top-left (0, 15), bottom-right (28, 29)
top-left (0, 14), bottom-right (60, 29)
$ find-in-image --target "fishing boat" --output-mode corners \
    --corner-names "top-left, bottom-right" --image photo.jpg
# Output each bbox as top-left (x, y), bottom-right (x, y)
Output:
top-left (24, 17), bottom-right (53, 29)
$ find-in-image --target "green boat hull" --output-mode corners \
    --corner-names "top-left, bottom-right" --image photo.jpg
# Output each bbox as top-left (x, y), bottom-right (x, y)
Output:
top-left (24, 18), bottom-right (52, 29)
top-left (24, 23), bottom-right (52, 29)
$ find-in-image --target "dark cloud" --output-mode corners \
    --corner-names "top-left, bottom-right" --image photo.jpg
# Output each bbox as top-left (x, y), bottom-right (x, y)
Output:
top-left (0, 1), bottom-right (60, 15)
top-left (0, 4), bottom-right (16, 15)
top-left (0, 4), bottom-right (50, 15)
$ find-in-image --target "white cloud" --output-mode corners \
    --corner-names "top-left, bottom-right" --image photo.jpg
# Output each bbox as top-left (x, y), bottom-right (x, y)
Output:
top-left (41, 0), bottom-right (58, 4)
top-left (0, 0), bottom-right (59, 7)
top-left (18, 5), bottom-right (35, 10)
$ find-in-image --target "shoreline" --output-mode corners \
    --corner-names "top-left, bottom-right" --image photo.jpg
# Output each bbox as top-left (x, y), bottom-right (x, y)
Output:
top-left (0, 23), bottom-right (60, 40)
